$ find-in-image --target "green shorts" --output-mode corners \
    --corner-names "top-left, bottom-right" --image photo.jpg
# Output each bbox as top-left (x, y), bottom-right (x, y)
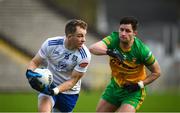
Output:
top-left (102, 78), bottom-right (146, 110)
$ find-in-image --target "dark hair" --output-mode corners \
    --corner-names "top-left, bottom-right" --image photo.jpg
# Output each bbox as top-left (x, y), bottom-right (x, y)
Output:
top-left (120, 16), bottom-right (138, 31)
top-left (65, 19), bottom-right (88, 36)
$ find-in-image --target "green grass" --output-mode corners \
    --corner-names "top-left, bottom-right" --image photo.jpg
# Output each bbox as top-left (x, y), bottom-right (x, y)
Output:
top-left (0, 90), bottom-right (180, 112)
top-left (139, 91), bottom-right (180, 112)
top-left (0, 92), bottom-right (38, 112)
top-left (74, 91), bottom-right (102, 112)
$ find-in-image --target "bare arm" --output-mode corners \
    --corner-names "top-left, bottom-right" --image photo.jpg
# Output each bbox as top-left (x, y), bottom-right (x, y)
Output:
top-left (123, 60), bottom-right (161, 92)
top-left (89, 41), bottom-right (107, 55)
top-left (143, 60), bottom-right (161, 86)
top-left (57, 70), bottom-right (84, 93)
top-left (27, 53), bottom-right (44, 71)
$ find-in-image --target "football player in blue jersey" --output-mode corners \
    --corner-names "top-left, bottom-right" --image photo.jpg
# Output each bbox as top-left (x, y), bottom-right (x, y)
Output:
top-left (26, 19), bottom-right (91, 112)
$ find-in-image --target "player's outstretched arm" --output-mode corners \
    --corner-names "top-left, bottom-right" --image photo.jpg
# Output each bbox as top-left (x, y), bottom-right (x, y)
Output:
top-left (27, 53), bottom-right (43, 71)
top-left (26, 53), bottom-right (45, 92)
top-left (89, 41), bottom-right (124, 62)
top-left (89, 41), bottom-right (107, 55)
top-left (123, 60), bottom-right (161, 92)
top-left (46, 70), bottom-right (84, 95)
top-left (143, 60), bottom-right (161, 86)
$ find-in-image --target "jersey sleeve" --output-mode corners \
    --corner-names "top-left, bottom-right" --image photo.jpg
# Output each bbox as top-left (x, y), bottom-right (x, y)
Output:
top-left (102, 32), bottom-right (119, 49)
top-left (38, 38), bottom-right (53, 59)
top-left (74, 47), bottom-right (91, 73)
top-left (141, 44), bottom-right (156, 66)
top-left (74, 58), bottom-right (91, 73)
top-left (102, 36), bottom-right (113, 48)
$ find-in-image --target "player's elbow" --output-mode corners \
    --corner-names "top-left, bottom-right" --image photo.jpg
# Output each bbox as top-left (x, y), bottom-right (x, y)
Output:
top-left (152, 61), bottom-right (161, 79)
top-left (89, 45), bottom-right (107, 55)
top-left (89, 41), bottom-right (107, 55)
top-left (89, 45), bottom-right (97, 55)
top-left (88, 46), bottom-right (93, 53)
top-left (155, 69), bottom-right (161, 79)
top-left (157, 64), bottom-right (161, 77)
top-left (156, 71), bottom-right (161, 78)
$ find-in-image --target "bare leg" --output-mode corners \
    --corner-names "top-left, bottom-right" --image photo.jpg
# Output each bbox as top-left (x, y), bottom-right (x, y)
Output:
top-left (96, 98), bottom-right (118, 112)
top-left (117, 104), bottom-right (135, 113)
top-left (38, 95), bottom-right (53, 113)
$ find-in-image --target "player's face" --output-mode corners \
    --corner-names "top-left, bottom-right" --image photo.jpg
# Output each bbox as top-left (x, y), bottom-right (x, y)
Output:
top-left (119, 24), bottom-right (137, 43)
top-left (70, 26), bottom-right (87, 49)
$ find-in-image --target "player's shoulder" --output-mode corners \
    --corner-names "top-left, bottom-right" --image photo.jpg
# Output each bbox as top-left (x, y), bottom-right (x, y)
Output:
top-left (134, 37), bottom-right (148, 48)
top-left (46, 36), bottom-right (65, 46)
top-left (78, 44), bottom-right (91, 59)
top-left (106, 32), bottom-right (119, 40)
top-left (103, 32), bottom-right (119, 47)
top-left (134, 37), bottom-right (152, 57)
top-left (110, 32), bottom-right (119, 37)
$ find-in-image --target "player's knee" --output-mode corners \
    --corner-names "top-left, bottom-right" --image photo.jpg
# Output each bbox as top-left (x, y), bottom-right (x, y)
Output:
top-left (118, 104), bottom-right (136, 112)
top-left (38, 96), bottom-right (53, 112)
top-left (38, 103), bottom-right (52, 113)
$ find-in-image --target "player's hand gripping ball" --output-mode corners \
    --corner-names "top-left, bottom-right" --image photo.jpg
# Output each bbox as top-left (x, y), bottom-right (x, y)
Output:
top-left (34, 68), bottom-right (53, 86)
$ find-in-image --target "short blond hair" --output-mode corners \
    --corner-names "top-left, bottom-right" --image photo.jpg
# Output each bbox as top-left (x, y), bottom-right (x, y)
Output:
top-left (65, 19), bottom-right (88, 36)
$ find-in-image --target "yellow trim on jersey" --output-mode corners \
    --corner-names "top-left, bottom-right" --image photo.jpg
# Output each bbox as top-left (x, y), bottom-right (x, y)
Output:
top-left (136, 88), bottom-right (146, 110)
top-left (145, 55), bottom-right (155, 66)
top-left (103, 36), bottom-right (111, 45)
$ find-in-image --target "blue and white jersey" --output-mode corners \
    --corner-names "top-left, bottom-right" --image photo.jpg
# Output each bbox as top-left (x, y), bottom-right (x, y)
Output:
top-left (38, 36), bottom-right (91, 94)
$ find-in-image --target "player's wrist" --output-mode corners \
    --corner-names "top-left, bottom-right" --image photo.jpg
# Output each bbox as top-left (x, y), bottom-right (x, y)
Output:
top-left (106, 49), bottom-right (115, 57)
top-left (53, 87), bottom-right (59, 95)
top-left (137, 81), bottom-right (144, 89)
top-left (106, 49), bottom-right (111, 55)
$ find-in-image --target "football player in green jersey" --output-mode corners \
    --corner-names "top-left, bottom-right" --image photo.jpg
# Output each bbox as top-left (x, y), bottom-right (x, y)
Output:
top-left (89, 16), bottom-right (161, 112)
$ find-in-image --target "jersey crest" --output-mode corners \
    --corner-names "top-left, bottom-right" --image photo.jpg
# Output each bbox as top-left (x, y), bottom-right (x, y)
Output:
top-left (79, 62), bottom-right (88, 68)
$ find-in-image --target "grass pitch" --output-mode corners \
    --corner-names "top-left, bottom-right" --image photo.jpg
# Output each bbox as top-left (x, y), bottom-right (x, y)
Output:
top-left (0, 90), bottom-right (179, 112)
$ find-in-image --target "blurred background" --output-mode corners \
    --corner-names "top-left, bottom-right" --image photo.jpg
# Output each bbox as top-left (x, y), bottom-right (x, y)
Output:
top-left (0, 0), bottom-right (180, 112)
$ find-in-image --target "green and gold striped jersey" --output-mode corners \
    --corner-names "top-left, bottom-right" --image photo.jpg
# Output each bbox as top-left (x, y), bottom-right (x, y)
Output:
top-left (102, 32), bottom-right (155, 86)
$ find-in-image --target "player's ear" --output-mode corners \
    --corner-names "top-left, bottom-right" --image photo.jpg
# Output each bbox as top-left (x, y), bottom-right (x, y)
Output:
top-left (67, 34), bottom-right (72, 39)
